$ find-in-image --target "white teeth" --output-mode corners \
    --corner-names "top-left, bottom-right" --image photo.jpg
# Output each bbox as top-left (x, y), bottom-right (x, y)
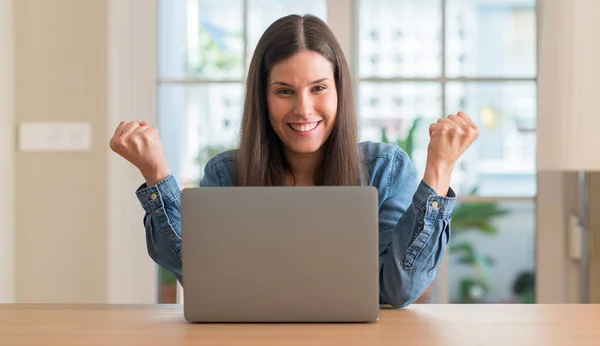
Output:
top-left (289, 121), bottom-right (319, 132)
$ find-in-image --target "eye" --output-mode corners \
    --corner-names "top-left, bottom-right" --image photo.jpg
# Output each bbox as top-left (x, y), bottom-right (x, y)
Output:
top-left (276, 88), bottom-right (293, 95)
top-left (312, 85), bottom-right (327, 92)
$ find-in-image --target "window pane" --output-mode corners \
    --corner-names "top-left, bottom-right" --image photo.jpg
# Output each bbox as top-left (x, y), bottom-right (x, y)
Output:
top-left (358, 0), bottom-right (442, 78)
top-left (158, 84), bottom-right (243, 186)
top-left (247, 0), bottom-right (327, 66)
top-left (446, 0), bottom-right (537, 78)
top-left (446, 81), bottom-right (537, 196)
top-left (449, 200), bottom-right (536, 304)
top-left (358, 82), bottom-right (442, 176)
top-left (158, 0), bottom-right (244, 80)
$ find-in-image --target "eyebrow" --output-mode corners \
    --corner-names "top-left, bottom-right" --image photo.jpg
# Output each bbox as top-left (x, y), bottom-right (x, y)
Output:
top-left (270, 78), bottom-right (332, 87)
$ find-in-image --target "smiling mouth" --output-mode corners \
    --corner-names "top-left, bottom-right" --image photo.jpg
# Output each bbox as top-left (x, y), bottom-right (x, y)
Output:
top-left (288, 121), bottom-right (321, 132)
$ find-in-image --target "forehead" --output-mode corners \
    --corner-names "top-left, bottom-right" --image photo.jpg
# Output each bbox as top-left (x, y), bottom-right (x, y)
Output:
top-left (268, 50), bottom-right (334, 83)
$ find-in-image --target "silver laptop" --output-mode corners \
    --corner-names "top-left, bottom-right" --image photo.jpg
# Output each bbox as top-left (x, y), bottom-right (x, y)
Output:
top-left (181, 186), bottom-right (380, 323)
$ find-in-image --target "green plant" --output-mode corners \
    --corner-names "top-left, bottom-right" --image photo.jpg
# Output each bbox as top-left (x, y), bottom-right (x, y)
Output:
top-left (450, 197), bottom-right (508, 303)
top-left (380, 117), bottom-right (508, 303)
top-left (159, 265), bottom-right (177, 285)
top-left (512, 271), bottom-right (535, 304)
top-left (380, 117), bottom-right (421, 159)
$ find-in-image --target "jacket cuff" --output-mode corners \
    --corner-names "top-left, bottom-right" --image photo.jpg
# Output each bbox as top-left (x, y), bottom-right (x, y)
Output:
top-left (413, 180), bottom-right (456, 220)
top-left (135, 175), bottom-right (181, 213)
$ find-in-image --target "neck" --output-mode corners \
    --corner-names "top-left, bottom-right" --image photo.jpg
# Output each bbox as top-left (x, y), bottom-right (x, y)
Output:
top-left (283, 147), bottom-right (324, 186)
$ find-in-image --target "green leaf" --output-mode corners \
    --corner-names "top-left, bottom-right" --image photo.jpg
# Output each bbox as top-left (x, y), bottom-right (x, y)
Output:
top-left (379, 117), bottom-right (421, 160)
top-left (450, 201), bottom-right (509, 235)
top-left (158, 266), bottom-right (177, 285)
top-left (450, 242), bottom-right (477, 264)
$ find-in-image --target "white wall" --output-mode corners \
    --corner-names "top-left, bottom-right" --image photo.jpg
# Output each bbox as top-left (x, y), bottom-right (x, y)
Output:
top-left (0, 0), bottom-right (158, 303)
top-left (14, 0), bottom-right (110, 302)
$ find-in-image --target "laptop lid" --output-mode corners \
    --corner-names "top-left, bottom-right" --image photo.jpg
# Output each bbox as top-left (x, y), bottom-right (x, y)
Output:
top-left (181, 186), bottom-right (380, 322)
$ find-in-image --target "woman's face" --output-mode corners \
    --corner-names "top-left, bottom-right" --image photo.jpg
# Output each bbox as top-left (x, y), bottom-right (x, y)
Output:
top-left (267, 50), bottom-right (338, 155)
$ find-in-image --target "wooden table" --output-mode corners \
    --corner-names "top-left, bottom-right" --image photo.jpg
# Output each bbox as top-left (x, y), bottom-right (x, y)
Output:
top-left (1, 304), bottom-right (599, 345)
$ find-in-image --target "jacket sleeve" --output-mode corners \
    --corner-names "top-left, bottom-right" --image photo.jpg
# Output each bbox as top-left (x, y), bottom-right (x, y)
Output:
top-left (135, 157), bottom-right (223, 285)
top-left (378, 147), bottom-right (456, 308)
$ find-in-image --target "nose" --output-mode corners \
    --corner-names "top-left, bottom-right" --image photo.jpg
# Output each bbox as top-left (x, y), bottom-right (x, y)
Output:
top-left (293, 91), bottom-right (313, 118)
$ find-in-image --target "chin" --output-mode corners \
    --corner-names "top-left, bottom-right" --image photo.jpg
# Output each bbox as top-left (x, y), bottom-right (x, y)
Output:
top-left (285, 141), bottom-right (325, 155)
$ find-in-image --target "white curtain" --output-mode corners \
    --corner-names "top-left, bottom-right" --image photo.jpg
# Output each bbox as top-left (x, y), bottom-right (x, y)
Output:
top-left (537, 0), bottom-right (600, 171)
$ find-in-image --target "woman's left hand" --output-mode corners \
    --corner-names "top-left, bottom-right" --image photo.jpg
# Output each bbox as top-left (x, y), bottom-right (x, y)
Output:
top-left (423, 111), bottom-right (479, 196)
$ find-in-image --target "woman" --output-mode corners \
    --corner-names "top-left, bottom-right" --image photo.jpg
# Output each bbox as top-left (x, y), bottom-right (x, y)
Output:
top-left (110, 14), bottom-right (478, 308)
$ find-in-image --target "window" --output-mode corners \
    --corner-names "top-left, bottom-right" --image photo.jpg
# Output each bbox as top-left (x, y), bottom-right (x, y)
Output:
top-left (358, 0), bottom-right (537, 197)
top-left (156, 0), bottom-right (537, 304)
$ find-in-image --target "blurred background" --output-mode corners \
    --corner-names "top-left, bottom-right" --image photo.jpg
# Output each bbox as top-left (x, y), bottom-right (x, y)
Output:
top-left (1, 0), bottom-right (598, 306)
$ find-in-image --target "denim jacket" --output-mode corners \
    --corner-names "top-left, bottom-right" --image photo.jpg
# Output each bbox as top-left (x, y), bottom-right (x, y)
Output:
top-left (135, 141), bottom-right (456, 308)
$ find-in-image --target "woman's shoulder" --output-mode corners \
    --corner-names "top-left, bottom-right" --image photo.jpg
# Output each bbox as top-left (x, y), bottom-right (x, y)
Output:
top-left (206, 148), bottom-right (238, 173)
top-left (209, 148), bottom-right (238, 163)
top-left (207, 143), bottom-right (414, 171)
top-left (201, 149), bottom-right (238, 186)
top-left (358, 141), bottom-right (411, 165)
top-left (212, 143), bottom-right (405, 163)
top-left (358, 141), bottom-right (417, 188)
top-left (202, 143), bottom-right (415, 187)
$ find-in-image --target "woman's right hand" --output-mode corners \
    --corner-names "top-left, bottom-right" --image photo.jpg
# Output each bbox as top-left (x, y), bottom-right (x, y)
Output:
top-left (109, 120), bottom-right (171, 186)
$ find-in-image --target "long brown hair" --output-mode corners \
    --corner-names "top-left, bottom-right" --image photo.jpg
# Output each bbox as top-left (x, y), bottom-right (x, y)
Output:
top-left (235, 14), bottom-right (364, 186)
